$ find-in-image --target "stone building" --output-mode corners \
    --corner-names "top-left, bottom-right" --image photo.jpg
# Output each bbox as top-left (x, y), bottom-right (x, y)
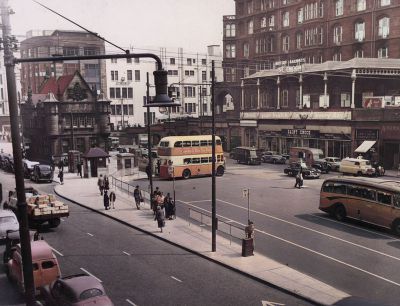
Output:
top-left (21, 71), bottom-right (110, 162)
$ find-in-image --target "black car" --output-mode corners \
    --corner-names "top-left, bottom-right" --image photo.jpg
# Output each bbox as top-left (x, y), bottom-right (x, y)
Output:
top-left (30, 164), bottom-right (54, 183)
top-left (284, 162), bottom-right (321, 179)
top-left (263, 154), bottom-right (286, 164)
top-left (311, 159), bottom-right (330, 173)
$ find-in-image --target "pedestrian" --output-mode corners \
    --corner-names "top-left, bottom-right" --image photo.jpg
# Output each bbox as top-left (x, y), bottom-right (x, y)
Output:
top-left (164, 193), bottom-right (172, 219)
top-left (77, 162), bottom-right (82, 178)
top-left (58, 159), bottom-right (63, 172)
top-left (156, 159), bottom-right (161, 175)
top-left (170, 198), bottom-right (176, 219)
top-left (133, 185), bottom-right (142, 210)
top-left (97, 174), bottom-right (105, 195)
top-left (151, 187), bottom-right (161, 213)
top-left (104, 175), bottom-right (110, 191)
top-left (103, 190), bottom-right (110, 210)
top-left (155, 205), bottom-right (165, 233)
top-left (146, 164), bottom-right (151, 180)
top-left (109, 190), bottom-right (116, 209)
top-left (294, 168), bottom-right (303, 189)
top-left (58, 169), bottom-right (64, 185)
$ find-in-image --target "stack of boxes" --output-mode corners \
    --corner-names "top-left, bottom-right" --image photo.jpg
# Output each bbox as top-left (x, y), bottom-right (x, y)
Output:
top-left (27, 194), bottom-right (68, 216)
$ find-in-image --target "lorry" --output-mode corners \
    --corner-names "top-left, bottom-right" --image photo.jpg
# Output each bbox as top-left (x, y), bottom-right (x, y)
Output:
top-left (5, 187), bottom-right (69, 228)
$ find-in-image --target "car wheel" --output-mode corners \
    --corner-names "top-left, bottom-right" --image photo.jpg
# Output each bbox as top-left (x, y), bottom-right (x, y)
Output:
top-left (392, 219), bottom-right (400, 236)
top-left (216, 166), bottom-right (224, 176)
top-left (334, 204), bottom-right (346, 221)
top-left (182, 169), bottom-right (191, 179)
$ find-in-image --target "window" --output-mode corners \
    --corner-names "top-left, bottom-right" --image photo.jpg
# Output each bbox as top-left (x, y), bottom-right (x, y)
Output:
top-left (248, 20), bottom-right (254, 34)
top-left (281, 89), bottom-right (289, 107)
top-left (333, 51), bottom-right (342, 61)
top-left (297, 8), bottom-right (303, 24)
top-left (111, 70), bottom-right (118, 81)
top-left (135, 70), bottom-right (140, 81)
top-left (128, 88), bottom-right (133, 98)
top-left (305, 27), bottom-right (323, 46)
top-left (354, 49), bottom-right (364, 58)
top-left (115, 88), bottom-right (121, 98)
top-left (63, 47), bottom-right (79, 56)
top-left (296, 32), bottom-right (302, 49)
top-left (184, 86), bottom-right (196, 97)
top-left (282, 35), bottom-right (289, 52)
top-left (187, 58), bottom-right (192, 66)
top-left (268, 0), bottom-right (275, 8)
top-left (225, 44), bottom-right (236, 58)
top-left (335, 0), bottom-right (343, 16)
top-left (378, 46), bottom-right (388, 58)
top-left (110, 88), bottom-right (115, 98)
top-left (355, 21), bottom-right (365, 41)
top-left (201, 59), bottom-right (207, 65)
top-left (122, 88), bottom-right (127, 98)
top-left (268, 15), bottom-right (275, 27)
top-left (247, 1), bottom-right (253, 14)
top-left (333, 25), bottom-right (342, 44)
top-left (282, 11), bottom-right (289, 27)
top-left (134, 58), bottom-right (140, 63)
top-left (225, 24), bottom-right (236, 37)
top-left (378, 17), bottom-right (390, 38)
top-left (377, 191), bottom-right (392, 205)
top-left (267, 36), bottom-right (274, 52)
top-left (380, 0), bottom-right (390, 6)
top-left (357, 0), bottom-right (366, 11)
top-left (127, 70), bottom-right (132, 81)
top-left (126, 58), bottom-right (132, 63)
top-left (261, 0), bottom-right (267, 10)
top-left (84, 48), bottom-right (97, 55)
top-left (243, 43), bottom-right (250, 58)
top-left (202, 71), bottom-right (207, 81)
top-left (170, 58), bottom-right (175, 65)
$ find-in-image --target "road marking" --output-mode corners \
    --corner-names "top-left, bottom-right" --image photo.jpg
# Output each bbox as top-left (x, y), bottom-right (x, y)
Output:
top-left (123, 251), bottom-right (131, 256)
top-left (262, 301), bottom-right (285, 306)
top-left (80, 268), bottom-right (102, 283)
top-left (51, 247), bottom-right (64, 257)
top-left (214, 198), bottom-right (400, 262)
top-left (87, 232), bottom-right (94, 237)
top-left (179, 199), bottom-right (400, 286)
top-left (170, 276), bottom-right (182, 282)
top-left (309, 214), bottom-right (397, 239)
top-left (126, 299), bottom-right (137, 306)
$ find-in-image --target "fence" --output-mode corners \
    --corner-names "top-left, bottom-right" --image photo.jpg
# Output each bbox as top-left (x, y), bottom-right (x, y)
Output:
top-left (109, 175), bottom-right (151, 204)
top-left (188, 207), bottom-right (245, 244)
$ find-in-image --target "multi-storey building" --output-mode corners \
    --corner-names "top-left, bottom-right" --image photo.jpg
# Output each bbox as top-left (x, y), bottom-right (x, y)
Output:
top-left (216, 0), bottom-right (400, 168)
top-left (19, 30), bottom-right (106, 96)
top-left (106, 45), bottom-right (222, 130)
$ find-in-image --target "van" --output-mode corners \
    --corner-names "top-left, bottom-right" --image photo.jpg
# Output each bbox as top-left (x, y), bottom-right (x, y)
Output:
top-left (339, 157), bottom-right (375, 176)
top-left (289, 147), bottom-right (324, 166)
top-left (233, 147), bottom-right (261, 165)
top-left (7, 240), bottom-right (61, 294)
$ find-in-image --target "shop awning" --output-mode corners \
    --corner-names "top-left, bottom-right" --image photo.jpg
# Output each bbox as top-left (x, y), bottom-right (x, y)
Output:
top-left (355, 140), bottom-right (376, 153)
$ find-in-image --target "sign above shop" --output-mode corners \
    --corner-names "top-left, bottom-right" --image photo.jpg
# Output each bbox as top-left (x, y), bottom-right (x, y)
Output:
top-left (281, 129), bottom-right (319, 138)
top-left (355, 129), bottom-right (379, 140)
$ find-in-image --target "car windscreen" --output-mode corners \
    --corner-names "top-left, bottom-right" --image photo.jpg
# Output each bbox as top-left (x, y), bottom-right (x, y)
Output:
top-left (38, 165), bottom-right (52, 171)
top-left (0, 216), bottom-right (17, 224)
top-left (79, 288), bottom-right (104, 301)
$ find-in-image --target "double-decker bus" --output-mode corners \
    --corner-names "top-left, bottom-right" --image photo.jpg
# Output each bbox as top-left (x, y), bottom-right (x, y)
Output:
top-left (157, 135), bottom-right (225, 179)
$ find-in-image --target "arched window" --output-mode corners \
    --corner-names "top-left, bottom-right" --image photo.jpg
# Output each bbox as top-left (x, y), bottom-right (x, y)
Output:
top-left (378, 16), bottom-right (390, 38)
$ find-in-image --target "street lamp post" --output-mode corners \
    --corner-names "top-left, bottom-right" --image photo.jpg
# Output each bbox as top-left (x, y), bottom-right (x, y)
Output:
top-left (211, 60), bottom-right (216, 252)
top-left (146, 72), bottom-right (154, 202)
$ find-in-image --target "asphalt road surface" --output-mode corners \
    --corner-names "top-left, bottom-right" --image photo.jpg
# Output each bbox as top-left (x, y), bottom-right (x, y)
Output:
top-left (130, 159), bottom-right (400, 306)
top-left (0, 169), bottom-right (313, 306)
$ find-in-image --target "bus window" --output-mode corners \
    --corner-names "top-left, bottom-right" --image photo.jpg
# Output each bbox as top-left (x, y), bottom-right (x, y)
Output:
top-left (183, 158), bottom-right (192, 164)
top-left (183, 141), bottom-right (191, 147)
top-left (208, 157), bottom-right (212, 162)
top-left (174, 141), bottom-right (183, 147)
top-left (216, 139), bottom-right (221, 145)
top-left (192, 141), bottom-right (200, 147)
top-left (217, 155), bottom-right (221, 162)
top-left (377, 192), bottom-right (392, 205)
top-left (208, 140), bottom-right (212, 146)
top-left (394, 194), bottom-right (400, 208)
top-left (159, 141), bottom-right (169, 147)
top-left (201, 157), bottom-right (209, 163)
top-left (200, 140), bottom-right (208, 146)
top-left (192, 158), bottom-right (200, 164)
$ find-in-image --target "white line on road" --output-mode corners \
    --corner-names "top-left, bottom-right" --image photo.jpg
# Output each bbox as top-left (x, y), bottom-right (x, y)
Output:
top-left (126, 299), bottom-right (137, 306)
top-left (51, 247), bottom-right (64, 257)
top-left (80, 268), bottom-right (102, 283)
top-left (123, 251), bottom-right (131, 256)
top-left (60, 218), bottom-right (65, 222)
top-left (87, 232), bottom-right (94, 237)
top-left (178, 199), bottom-right (400, 287)
top-left (170, 276), bottom-right (182, 283)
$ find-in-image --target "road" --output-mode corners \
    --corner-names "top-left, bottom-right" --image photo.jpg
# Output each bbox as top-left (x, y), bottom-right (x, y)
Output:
top-left (130, 159), bottom-right (400, 306)
top-left (0, 169), bottom-right (312, 306)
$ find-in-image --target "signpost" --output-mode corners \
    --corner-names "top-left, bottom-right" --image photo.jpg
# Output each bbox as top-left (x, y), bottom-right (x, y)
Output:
top-left (242, 188), bottom-right (250, 222)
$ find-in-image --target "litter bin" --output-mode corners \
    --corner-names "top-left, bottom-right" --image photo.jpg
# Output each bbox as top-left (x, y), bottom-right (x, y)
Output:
top-left (242, 238), bottom-right (254, 257)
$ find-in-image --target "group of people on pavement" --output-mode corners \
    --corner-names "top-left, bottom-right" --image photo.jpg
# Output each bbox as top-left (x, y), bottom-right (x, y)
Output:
top-left (98, 174), bottom-right (116, 210)
top-left (151, 186), bottom-right (176, 232)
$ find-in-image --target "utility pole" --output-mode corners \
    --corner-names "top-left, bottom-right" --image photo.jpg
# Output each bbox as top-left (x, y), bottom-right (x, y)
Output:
top-left (0, 0), bottom-right (36, 304)
top-left (211, 60), bottom-right (216, 252)
top-left (146, 72), bottom-right (153, 201)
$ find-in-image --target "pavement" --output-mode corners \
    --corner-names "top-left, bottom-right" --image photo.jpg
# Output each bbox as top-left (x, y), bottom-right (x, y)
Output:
top-left (54, 169), bottom-right (351, 306)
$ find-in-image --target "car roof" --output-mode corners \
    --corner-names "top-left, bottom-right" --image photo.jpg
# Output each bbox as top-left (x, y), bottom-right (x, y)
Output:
top-left (17, 240), bottom-right (55, 261)
top-left (0, 209), bottom-right (18, 218)
top-left (61, 275), bottom-right (105, 298)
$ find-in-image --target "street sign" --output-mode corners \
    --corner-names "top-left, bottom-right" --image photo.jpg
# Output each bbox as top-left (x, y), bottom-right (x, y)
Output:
top-left (242, 188), bottom-right (248, 198)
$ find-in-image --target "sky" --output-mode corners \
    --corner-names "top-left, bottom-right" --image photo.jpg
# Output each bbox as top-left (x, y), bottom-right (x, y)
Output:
top-left (9, 0), bottom-right (235, 54)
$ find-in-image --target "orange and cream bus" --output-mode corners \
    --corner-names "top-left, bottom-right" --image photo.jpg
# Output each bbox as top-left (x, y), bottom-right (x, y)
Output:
top-left (157, 135), bottom-right (225, 179)
top-left (319, 177), bottom-right (400, 235)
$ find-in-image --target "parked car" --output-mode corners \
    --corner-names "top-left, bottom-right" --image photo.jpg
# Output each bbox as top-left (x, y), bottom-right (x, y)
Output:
top-left (263, 154), bottom-right (286, 164)
top-left (6, 240), bottom-right (61, 294)
top-left (23, 159), bottom-right (40, 179)
top-left (1, 154), bottom-right (14, 172)
top-left (39, 274), bottom-right (114, 306)
top-left (30, 164), bottom-right (54, 183)
top-left (284, 162), bottom-right (321, 179)
top-left (232, 147), bottom-right (262, 165)
top-left (324, 157), bottom-right (341, 171)
top-left (312, 160), bottom-right (330, 173)
top-left (0, 210), bottom-right (19, 241)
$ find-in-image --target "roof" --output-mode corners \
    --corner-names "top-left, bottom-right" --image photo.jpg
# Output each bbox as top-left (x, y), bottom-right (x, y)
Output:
top-left (324, 177), bottom-right (400, 193)
top-left (159, 135), bottom-right (220, 142)
top-left (83, 147), bottom-right (110, 158)
top-left (21, 240), bottom-right (56, 261)
top-left (62, 275), bottom-right (105, 298)
top-left (355, 141), bottom-right (376, 153)
top-left (39, 75), bottom-right (75, 96)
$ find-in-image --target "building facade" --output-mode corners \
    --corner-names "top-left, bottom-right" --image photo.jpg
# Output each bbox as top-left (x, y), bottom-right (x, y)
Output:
top-left (215, 0), bottom-right (400, 168)
top-left (19, 30), bottom-right (106, 97)
top-left (21, 71), bottom-right (110, 162)
top-left (106, 45), bottom-right (223, 130)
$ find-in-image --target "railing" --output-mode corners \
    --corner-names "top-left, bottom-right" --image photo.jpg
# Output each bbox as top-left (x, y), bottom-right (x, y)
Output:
top-left (188, 207), bottom-right (245, 245)
top-left (109, 175), bottom-right (151, 203)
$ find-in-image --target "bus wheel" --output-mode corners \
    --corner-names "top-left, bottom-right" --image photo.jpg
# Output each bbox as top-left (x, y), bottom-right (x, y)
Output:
top-left (216, 166), bottom-right (224, 176)
top-left (392, 219), bottom-right (400, 236)
top-left (182, 169), bottom-right (191, 179)
top-left (334, 204), bottom-right (346, 221)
